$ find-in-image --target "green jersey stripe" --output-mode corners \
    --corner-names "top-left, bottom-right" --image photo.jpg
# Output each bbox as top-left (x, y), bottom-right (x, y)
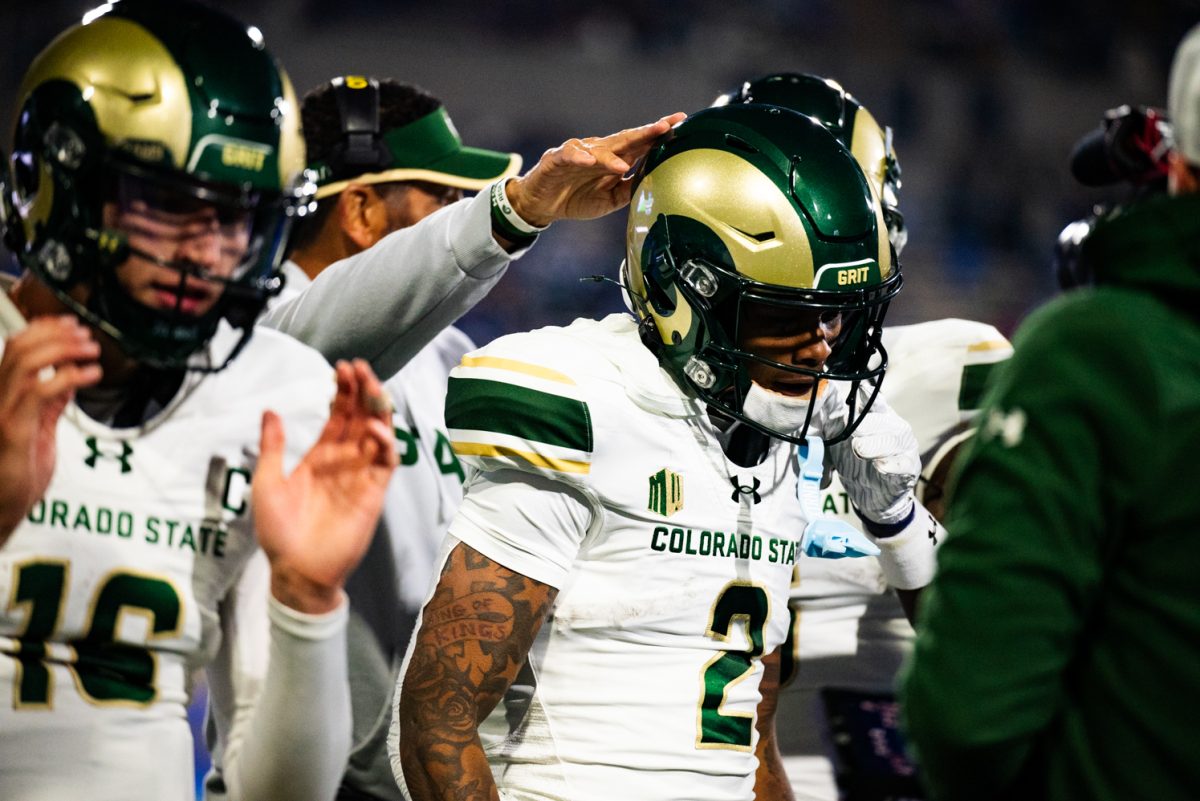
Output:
top-left (446, 376), bottom-right (593, 453)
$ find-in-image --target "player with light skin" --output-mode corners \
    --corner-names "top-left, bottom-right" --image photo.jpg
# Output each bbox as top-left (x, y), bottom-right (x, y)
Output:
top-left (390, 104), bottom-right (933, 801)
top-left (0, 3), bottom-right (396, 800)
top-left (2, 192), bottom-right (396, 613)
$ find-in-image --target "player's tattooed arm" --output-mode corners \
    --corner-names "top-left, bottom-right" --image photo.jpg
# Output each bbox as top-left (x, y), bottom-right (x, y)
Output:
top-left (398, 541), bottom-right (557, 801)
top-left (754, 648), bottom-right (797, 801)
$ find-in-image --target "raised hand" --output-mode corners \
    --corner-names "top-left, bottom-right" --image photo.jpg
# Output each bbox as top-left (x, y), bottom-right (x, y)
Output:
top-left (0, 314), bottom-right (102, 545)
top-left (827, 395), bottom-right (921, 528)
top-left (252, 358), bottom-right (398, 614)
top-left (505, 112), bottom-right (687, 227)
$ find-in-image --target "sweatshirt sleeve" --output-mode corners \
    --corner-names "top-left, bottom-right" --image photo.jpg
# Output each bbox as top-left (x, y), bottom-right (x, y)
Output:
top-left (260, 189), bottom-right (525, 378)
top-left (205, 551), bottom-right (354, 801)
top-left (899, 293), bottom-right (1158, 800)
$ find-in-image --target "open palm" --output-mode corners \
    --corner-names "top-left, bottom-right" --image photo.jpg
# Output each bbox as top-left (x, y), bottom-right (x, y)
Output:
top-left (252, 359), bottom-right (398, 614)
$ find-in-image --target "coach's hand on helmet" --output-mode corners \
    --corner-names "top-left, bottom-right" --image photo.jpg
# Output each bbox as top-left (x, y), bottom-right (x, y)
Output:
top-left (827, 395), bottom-right (921, 531)
top-left (252, 359), bottom-right (398, 614)
top-left (0, 315), bottom-right (102, 546)
top-left (503, 113), bottom-right (686, 229)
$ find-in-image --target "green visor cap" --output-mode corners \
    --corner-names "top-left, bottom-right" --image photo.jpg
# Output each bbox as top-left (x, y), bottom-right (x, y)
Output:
top-left (312, 106), bottom-right (521, 199)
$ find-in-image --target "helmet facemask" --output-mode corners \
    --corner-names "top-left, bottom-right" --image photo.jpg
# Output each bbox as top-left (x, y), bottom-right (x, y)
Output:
top-left (79, 160), bottom-right (307, 370)
top-left (633, 218), bottom-right (900, 445)
top-left (3, 0), bottom-right (313, 372)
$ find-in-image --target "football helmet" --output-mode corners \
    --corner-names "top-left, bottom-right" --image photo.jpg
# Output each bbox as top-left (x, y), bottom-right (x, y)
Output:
top-left (3, 0), bottom-right (312, 370)
top-left (716, 72), bottom-right (906, 255)
top-left (624, 104), bottom-right (901, 444)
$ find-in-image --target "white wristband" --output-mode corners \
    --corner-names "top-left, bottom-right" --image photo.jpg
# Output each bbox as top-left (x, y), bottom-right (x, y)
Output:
top-left (489, 179), bottom-right (548, 236)
top-left (869, 499), bottom-right (943, 590)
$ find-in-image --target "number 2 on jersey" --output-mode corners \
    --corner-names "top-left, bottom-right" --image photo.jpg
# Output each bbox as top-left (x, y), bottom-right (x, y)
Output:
top-left (8, 561), bottom-right (182, 708)
top-left (697, 581), bottom-right (769, 750)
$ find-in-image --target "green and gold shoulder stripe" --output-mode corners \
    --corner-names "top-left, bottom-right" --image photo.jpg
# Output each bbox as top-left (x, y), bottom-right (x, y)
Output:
top-left (446, 355), bottom-right (593, 475)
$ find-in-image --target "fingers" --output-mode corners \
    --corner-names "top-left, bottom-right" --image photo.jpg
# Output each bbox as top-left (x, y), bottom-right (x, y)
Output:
top-left (255, 410), bottom-right (286, 491)
top-left (554, 137), bottom-right (624, 174)
top-left (322, 361), bottom-right (358, 444)
top-left (556, 139), bottom-right (600, 169)
top-left (601, 112), bottom-right (688, 176)
top-left (324, 360), bottom-right (394, 465)
top-left (561, 112), bottom-right (688, 181)
top-left (362, 417), bottom-right (399, 470)
top-left (550, 111), bottom-right (686, 177)
top-left (32, 361), bottom-right (103, 402)
top-left (329, 360), bottom-right (356, 418)
top-left (507, 112), bottom-right (687, 228)
top-left (353, 359), bottom-right (393, 422)
top-left (2, 316), bottom-right (99, 380)
top-left (1, 316), bottom-right (101, 421)
top-left (349, 360), bottom-right (397, 470)
top-left (587, 146), bottom-right (631, 177)
top-left (605, 179), bottom-right (635, 209)
top-left (331, 359), bottom-right (390, 419)
top-left (596, 112), bottom-right (687, 159)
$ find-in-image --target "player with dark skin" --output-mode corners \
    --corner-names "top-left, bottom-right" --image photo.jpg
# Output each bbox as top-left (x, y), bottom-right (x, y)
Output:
top-left (395, 306), bottom-right (840, 801)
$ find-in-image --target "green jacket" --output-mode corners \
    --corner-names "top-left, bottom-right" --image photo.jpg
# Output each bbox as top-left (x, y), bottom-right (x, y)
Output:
top-left (901, 192), bottom-right (1200, 801)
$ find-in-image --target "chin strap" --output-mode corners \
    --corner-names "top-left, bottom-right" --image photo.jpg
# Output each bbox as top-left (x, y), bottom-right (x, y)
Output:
top-left (795, 435), bottom-right (880, 559)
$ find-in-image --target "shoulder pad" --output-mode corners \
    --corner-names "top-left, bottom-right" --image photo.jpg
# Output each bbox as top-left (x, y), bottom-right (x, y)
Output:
top-left (881, 319), bottom-right (1013, 453)
top-left (445, 327), bottom-right (595, 479)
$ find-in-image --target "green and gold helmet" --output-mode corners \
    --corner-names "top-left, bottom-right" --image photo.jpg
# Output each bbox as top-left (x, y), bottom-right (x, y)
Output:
top-left (716, 72), bottom-right (906, 255)
top-left (624, 104), bottom-right (901, 443)
top-left (3, 0), bottom-right (312, 370)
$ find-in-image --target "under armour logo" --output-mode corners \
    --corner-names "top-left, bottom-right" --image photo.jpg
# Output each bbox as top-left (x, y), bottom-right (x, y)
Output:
top-left (84, 437), bottom-right (133, 474)
top-left (730, 476), bottom-right (761, 504)
top-left (926, 510), bottom-right (939, 546)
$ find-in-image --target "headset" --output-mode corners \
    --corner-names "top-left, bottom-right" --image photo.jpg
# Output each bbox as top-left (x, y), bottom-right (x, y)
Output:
top-left (327, 75), bottom-right (392, 177)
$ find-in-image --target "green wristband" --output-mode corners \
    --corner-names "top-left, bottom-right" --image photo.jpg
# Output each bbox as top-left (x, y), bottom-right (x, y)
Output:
top-left (489, 180), bottom-right (545, 245)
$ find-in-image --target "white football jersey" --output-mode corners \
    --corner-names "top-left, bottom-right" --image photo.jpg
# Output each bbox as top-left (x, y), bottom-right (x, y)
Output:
top-left (0, 325), bottom-right (332, 801)
top-left (778, 319), bottom-right (1012, 799)
top-left (398, 314), bottom-right (813, 801)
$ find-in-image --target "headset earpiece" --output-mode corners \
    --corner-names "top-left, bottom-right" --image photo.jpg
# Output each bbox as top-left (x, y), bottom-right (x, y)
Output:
top-left (330, 75), bottom-right (390, 171)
